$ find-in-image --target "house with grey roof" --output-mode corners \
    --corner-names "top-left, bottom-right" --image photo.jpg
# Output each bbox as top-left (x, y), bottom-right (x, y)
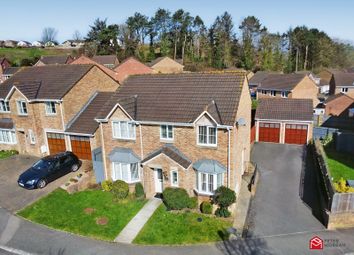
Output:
top-left (92, 55), bottom-right (119, 69)
top-left (35, 55), bottom-right (73, 66)
top-left (329, 72), bottom-right (354, 98)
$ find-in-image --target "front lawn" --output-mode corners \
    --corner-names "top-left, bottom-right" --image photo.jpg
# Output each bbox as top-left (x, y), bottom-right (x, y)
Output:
top-left (324, 147), bottom-right (354, 182)
top-left (18, 189), bottom-right (146, 241)
top-left (134, 204), bottom-right (232, 245)
top-left (0, 150), bottom-right (18, 160)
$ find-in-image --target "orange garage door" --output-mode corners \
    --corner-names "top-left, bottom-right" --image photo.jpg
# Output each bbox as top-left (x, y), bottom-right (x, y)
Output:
top-left (70, 136), bottom-right (92, 160)
top-left (258, 122), bottom-right (280, 143)
top-left (47, 133), bottom-right (66, 155)
top-left (285, 124), bottom-right (308, 145)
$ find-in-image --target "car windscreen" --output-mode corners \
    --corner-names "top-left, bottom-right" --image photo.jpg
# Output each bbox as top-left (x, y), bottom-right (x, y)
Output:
top-left (32, 159), bottom-right (54, 170)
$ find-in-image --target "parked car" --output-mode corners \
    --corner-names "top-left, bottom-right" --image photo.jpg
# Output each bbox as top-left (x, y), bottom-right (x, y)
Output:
top-left (18, 152), bottom-right (82, 189)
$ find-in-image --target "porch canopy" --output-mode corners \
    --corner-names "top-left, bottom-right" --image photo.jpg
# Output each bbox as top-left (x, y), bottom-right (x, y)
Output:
top-left (109, 147), bottom-right (140, 163)
top-left (193, 159), bottom-right (226, 174)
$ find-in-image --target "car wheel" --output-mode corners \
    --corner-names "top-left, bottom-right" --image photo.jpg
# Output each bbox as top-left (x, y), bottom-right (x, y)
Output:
top-left (37, 179), bottom-right (47, 189)
top-left (71, 164), bottom-right (79, 172)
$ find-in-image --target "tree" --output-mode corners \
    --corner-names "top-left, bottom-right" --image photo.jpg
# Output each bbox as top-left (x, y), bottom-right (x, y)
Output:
top-left (73, 30), bottom-right (82, 41)
top-left (126, 12), bottom-right (150, 45)
top-left (41, 27), bottom-right (58, 43)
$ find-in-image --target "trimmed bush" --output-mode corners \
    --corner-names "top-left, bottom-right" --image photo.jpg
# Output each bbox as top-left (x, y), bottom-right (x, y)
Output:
top-left (188, 197), bottom-right (198, 209)
top-left (111, 180), bottom-right (129, 201)
top-left (135, 182), bottom-right (145, 199)
top-left (101, 180), bottom-right (113, 192)
top-left (213, 186), bottom-right (236, 218)
top-left (201, 201), bottom-right (213, 214)
top-left (162, 187), bottom-right (190, 210)
top-left (215, 207), bottom-right (231, 218)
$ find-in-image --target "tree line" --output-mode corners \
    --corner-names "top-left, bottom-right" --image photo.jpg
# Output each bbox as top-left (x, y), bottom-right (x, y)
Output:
top-left (82, 9), bottom-right (354, 73)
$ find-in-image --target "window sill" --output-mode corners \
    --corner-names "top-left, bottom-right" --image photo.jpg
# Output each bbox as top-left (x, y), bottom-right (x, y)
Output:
top-left (160, 138), bottom-right (174, 143)
top-left (0, 111), bottom-right (10, 114)
top-left (197, 143), bottom-right (217, 149)
top-left (18, 114), bottom-right (28, 117)
top-left (112, 179), bottom-right (140, 184)
top-left (45, 113), bottom-right (57, 116)
top-left (112, 137), bottom-right (136, 142)
top-left (193, 189), bottom-right (214, 196)
top-left (0, 142), bottom-right (17, 145)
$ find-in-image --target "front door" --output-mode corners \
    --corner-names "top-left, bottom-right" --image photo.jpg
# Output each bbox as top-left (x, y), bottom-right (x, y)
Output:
top-left (154, 168), bottom-right (163, 193)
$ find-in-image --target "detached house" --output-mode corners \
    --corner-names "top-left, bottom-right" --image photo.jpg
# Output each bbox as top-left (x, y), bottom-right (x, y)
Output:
top-left (35, 55), bottom-right (73, 66)
top-left (92, 55), bottom-right (119, 69)
top-left (256, 73), bottom-right (319, 107)
top-left (0, 65), bottom-right (119, 156)
top-left (0, 58), bottom-right (11, 83)
top-left (68, 72), bottom-right (251, 199)
top-left (148, 57), bottom-right (184, 73)
top-left (113, 57), bottom-right (155, 83)
top-left (329, 72), bottom-right (354, 97)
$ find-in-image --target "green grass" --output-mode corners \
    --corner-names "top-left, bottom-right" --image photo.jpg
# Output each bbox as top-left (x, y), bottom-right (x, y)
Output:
top-left (18, 189), bottom-right (146, 241)
top-left (0, 150), bottom-right (18, 159)
top-left (0, 48), bottom-right (74, 66)
top-left (133, 204), bottom-right (232, 245)
top-left (324, 147), bottom-right (354, 182)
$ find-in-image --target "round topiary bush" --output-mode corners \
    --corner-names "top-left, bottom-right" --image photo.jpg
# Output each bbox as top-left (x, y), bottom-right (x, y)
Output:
top-left (111, 180), bottom-right (129, 201)
top-left (162, 187), bottom-right (190, 210)
top-left (213, 186), bottom-right (236, 218)
top-left (201, 201), bottom-right (213, 214)
top-left (101, 180), bottom-right (113, 192)
top-left (188, 197), bottom-right (198, 209)
top-left (134, 182), bottom-right (145, 199)
top-left (215, 207), bottom-right (231, 218)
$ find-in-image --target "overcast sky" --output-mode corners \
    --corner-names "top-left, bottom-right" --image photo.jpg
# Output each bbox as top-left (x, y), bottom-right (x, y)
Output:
top-left (2, 0), bottom-right (354, 43)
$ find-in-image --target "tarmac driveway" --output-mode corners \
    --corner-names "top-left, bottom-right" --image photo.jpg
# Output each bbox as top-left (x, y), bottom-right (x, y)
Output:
top-left (246, 143), bottom-right (325, 238)
top-left (0, 155), bottom-right (81, 212)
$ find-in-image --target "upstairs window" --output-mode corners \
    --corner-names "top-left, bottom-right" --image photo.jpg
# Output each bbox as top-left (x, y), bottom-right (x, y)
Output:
top-left (160, 125), bottom-right (173, 140)
top-left (281, 91), bottom-right (288, 98)
top-left (198, 126), bottom-right (217, 146)
top-left (45, 102), bottom-right (56, 115)
top-left (341, 87), bottom-right (349, 93)
top-left (112, 121), bottom-right (136, 140)
top-left (0, 100), bottom-right (10, 113)
top-left (17, 100), bottom-right (28, 115)
top-left (270, 90), bottom-right (276, 97)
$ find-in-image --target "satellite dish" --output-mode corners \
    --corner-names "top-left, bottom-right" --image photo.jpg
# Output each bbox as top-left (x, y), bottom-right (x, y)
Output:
top-left (237, 118), bottom-right (247, 126)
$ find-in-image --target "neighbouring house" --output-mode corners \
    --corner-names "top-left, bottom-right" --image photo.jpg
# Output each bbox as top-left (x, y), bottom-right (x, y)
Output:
top-left (148, 56), bottom-right (184, 73)
top-left (32, 41), bottom-right (44, 48)
top-left (256, 73), bottom-right (320, 107)
top-left (17, 41), bottom-right (31, 48)
top-left (70, 72), bottom-right (251, 199)
top-left (3, 40), bottom-right (18, 48)
top-left (113, 57), bottom-right (155, 83)
top-left (318, 69), bottom-right (344, 95)
top-left (44, 41), bottom-right (58, 47)
top-left (92, 55), bottom-right (119, 69)
top-left (1, 67), bottom-right (21, 82)
top-left (313, 102), bottom-right (326, 126)
top-left (248, 71), bottom-right (281, 99)
top-left (255, 98), bottom-right (313, 144)
top-left (0, 58), bottom-right (11, 83)
top-left (329, 72), bottom-right (354, 97)
top-left (61, 40), bottom-right (85, 48)
top-left (0, 64), bottom-right (119, 157)
top-left (35, 55), bottom-right (73, 66)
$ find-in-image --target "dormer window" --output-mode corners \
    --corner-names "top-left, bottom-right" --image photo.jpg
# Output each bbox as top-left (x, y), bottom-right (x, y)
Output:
top-left (0, 100), bottom-right (10, 113)
top-left (17, 100), bottom-right (28, 115)
top-left (45, 102), bottom-right (56, 115)
top-left (198, 126), bottom-right (217, 146)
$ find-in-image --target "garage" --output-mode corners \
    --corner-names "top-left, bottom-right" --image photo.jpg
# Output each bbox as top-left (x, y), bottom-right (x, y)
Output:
top-left (47, 132), bottom-right (66, 155)
top-left (258, 122), bottom-right (280, 143)
top-left (285, 124), bottom-right (308, 144)
top-left (70, 136), bottom-right (92, 160)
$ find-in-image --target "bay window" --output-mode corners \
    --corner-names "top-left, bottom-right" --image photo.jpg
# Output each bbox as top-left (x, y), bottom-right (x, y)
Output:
top-left (112, 121), bottom-right (136, 140)
top-left (0, 129), bottom-right (16, 144)
top-left (0, 100), bottom-right (10, 113)
top-left (196, 172), bottom-right (223, 194)
top-left (198, 126), bottom-right (217, 146)
top-left (112, 162), bottom-right (140, 183)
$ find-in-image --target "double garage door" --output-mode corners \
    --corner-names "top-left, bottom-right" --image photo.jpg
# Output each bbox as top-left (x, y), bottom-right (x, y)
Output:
top-left (258, 122), bottom-right (308, 145)
top-left (47, 133), bottom-right (92, 160)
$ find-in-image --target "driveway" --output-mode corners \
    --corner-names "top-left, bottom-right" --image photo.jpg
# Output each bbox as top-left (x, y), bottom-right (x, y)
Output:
top-left (246, 143), bottom-right (325, 238)
top-left (0, 155), bottom-right (85, 212)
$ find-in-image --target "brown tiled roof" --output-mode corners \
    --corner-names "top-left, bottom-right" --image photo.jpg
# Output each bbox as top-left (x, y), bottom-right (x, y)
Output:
top-left (325, 93), bottom-right (354, 104)
top-left (113, 57), bottom-right (154, 83)
top-left (0, 118), bottom-right (14, 129)
top-left (97, 72), bottom-right (246, 126)
top-left (0, 65), bottom-right (93, 100)
top-left (255, 98), bottom-right (313, 121)
top-left (65, 92), bottom-right (113, 134)
top-left (92, 55), bottom-right (118, 66)
top-left (39, 55), bottom-right (71, 65)
top-left (333, 73), bottom-right (354, 87)
top-left (248, 71), bottom-right (279, 86)
top-left (258, 73), bottom-right (307, 91)
top-left (3, 67), bottom-right (21, 75)
top-left (141, 144), bottom-right (192, 169)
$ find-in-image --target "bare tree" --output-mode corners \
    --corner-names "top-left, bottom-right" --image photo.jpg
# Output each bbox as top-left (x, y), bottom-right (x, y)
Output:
top-left (41, 27), bottom-right (58, 43)
top-left (73, 30), bottom-right (82, 41)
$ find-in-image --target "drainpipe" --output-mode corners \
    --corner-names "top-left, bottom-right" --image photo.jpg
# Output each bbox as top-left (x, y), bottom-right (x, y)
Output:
top-left (227, 127), bottom-right (231, 188)
top-left (99, 123), bottom-right (108, 180)
top-left (139, 123), bottom-right (145, 188)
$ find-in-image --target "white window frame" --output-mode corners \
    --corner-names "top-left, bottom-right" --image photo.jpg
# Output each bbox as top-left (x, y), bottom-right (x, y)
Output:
top-left (0, 129), bottom-right (17, 144)
top-left (112, 121), bottom-right (136, 140)
top-left (170, 169), bottom-right (179, 187)
top-left (197, 126), bottom-right (217, 147)
top-left (196, 172), bottom-right (223, 195)
top-left (160, 125), bottom-right (174, 141)
top-left (28, 129), bottom-right (36, 144)
top-left (341, 87), bottom-right (349, 93)
top-left (0, 100), bottom-right (10, 113)
top-left (112, 162), bottom-right (140, 183)
top-left (17, 100), bottom-right (28, 116)
top-left (269, 90), bottom-right (276, 97)
top-left (281, 91), bottom-right (288, 98)
top-left (45, 102), bottom-right (57, 115)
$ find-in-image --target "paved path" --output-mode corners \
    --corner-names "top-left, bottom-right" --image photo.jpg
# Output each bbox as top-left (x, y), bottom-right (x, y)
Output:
top-left (233, 178), bottom-right (251, 236)
top-left (114, 198), bottom-right (162, 243)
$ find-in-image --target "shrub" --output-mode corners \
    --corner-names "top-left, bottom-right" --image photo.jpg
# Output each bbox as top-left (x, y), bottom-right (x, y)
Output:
top-left (334, 178), bottom-right (354, 193)
top-left (201, 201), bottom-right (213, 214)
top-left (162, 187), bottom-right (190, 210)
top-left (135, 182), bottom-right (145, 199)
top-left (111, 180), bottom-right (129, 201)
top-left (101, 180), bottom-right (113, 192)
top-left (188, 197), bottom-right (198, 209)
top-left (213, 186), bottom-right (236, 218)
